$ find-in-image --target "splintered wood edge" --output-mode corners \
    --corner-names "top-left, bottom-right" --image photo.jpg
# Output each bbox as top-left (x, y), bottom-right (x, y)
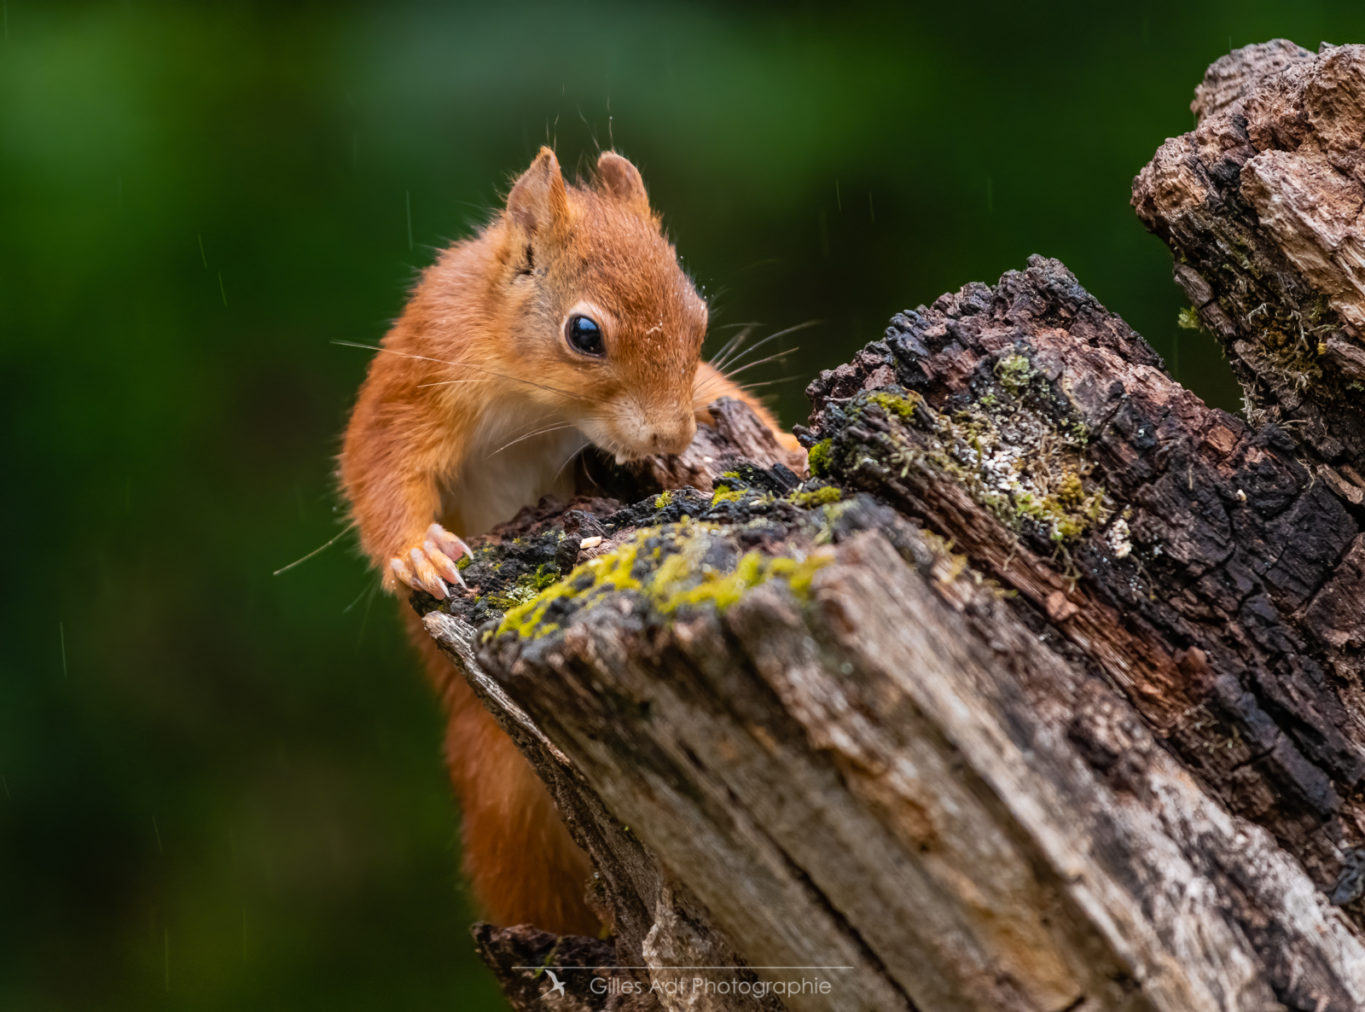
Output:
top-left (422, 610), bottom-right (574, 768)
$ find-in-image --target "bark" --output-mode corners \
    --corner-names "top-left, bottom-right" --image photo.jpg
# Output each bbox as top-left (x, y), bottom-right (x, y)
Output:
top-left (412, 41), bottom-right (1365, 1012)
top-left (1132, 38), bottom-right (1365, 497)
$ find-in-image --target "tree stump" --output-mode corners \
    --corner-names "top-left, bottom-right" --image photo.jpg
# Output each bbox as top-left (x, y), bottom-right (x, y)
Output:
top-left (414, 40), bottom-right (1365, 1011)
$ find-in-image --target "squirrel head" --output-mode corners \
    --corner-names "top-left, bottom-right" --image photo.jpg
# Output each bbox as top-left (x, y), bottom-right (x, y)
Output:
top-left (492, 147), bottom-right (706, 461)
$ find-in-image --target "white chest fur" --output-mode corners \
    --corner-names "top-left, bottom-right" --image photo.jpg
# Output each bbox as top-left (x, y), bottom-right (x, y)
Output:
top-left (444, 403), bottom-right (588, 537)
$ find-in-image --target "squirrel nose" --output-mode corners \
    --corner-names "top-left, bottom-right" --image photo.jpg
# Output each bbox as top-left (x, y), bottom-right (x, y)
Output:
top-left (650, 415), bottom-right (696, 456)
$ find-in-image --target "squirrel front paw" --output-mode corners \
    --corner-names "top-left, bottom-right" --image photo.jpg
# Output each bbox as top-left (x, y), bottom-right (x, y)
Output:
top-left (387, 523), bottom-right (471, 600)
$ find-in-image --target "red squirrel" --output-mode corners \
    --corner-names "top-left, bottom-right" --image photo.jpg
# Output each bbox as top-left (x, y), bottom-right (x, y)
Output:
top-left (339, 147), bottom-right (798, 935)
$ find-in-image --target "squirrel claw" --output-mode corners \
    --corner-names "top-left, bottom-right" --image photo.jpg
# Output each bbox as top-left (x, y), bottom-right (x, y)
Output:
top-left (426, 522), bottom-right (471, 565)
top-left (408, 547), bottom-right (449, 599)
top-left (387, 524), bottom-right (471, 599)
top-left (424, 523), bottom-right (469, 589)
top-left (388, 555), bottom-right (435, 598)
top-left (423, 538), bottom-right (467, 589)
top-left (389, 554), bottom-right (446, 600)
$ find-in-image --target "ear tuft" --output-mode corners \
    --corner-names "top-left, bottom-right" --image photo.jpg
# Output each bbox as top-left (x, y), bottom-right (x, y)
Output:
top-left (507, 147), bottom-right (568, 235)
top-left (596, 151), bottom-right (650, 214)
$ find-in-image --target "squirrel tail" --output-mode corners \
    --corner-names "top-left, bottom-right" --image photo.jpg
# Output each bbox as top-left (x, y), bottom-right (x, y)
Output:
top-left (404, 611), bottom-right (601, 936)
top-left (694, 360), bottom-right (804, 454)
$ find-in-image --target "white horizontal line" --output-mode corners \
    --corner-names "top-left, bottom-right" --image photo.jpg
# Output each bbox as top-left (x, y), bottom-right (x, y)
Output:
top-left (510, 965), bottom-right (855, 971)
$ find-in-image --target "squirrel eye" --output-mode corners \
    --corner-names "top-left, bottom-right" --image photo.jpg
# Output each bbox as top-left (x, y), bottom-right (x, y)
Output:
top-left (565, 314), bottom-right (605, 357)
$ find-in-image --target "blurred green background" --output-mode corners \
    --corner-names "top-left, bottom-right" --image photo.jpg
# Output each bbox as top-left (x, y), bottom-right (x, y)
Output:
top-left (4, 2), bottom-right (1363, 1009)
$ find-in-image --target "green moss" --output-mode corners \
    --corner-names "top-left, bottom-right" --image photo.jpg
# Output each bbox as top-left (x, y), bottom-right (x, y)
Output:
top-left (1015, 488), bottom-right (1102, 543)
top-left (865, 390), bottom-right (919, 420)
top-left (766, 555), bottom-right (828, 599)
top-left (788, 485), bottom-right (843, 507)
top-left (710, 483), bottom-right (744, 505)
top-left (1056, 472), bottom-right (1085, 506)
top-left (482, 561), bottom-right (563, 611)
top-left (653, 490), bottom-right (672, 509)
top-left (1177, 306), bottom-right (1202, 330)
top-left (491, 523), bottom-right (831, 639)
top-left (807, 439), bottom-right (833, 476)
top-left (495, 539), bottom-right (644, 638)
top-left (494, 592), bottom-right (559, 637)
top-left (658, 551), bottom-right (765, 611)
top-left (655, 549), bottom-right (830, 612)
top-left (994, 352), bottom-right (1035, 394)
top-left (528, 563), bottom-right (560, 592)
top-left (948, 394), bottom-right (1109, 544)
top-left (845, 360), bottom-right (1111, 549)
top-left (1229, 291), bottom-right (1340, 406)
top-left (647, 544), bottom-right (693, 593)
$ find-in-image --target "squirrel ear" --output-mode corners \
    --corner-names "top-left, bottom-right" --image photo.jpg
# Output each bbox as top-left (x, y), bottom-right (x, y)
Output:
top-left (596, 151), bottom-right (650, 213)
top-left (507, 147), bottom-right (568, 235)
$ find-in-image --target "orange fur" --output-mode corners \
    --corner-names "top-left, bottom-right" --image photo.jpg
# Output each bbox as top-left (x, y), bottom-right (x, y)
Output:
top-left (339, 147), bottom-right (797, 934)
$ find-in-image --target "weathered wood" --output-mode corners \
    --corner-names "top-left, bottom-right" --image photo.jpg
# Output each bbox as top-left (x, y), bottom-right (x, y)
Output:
top-left (1133, 39), bottom-right (1365, 489)
top-left (801, 256), bottom-right (1365, 906)
top-left (429, 507), bottom-right (1365, 1010)
top-left (404, 39), bottom-right (1365, 1012)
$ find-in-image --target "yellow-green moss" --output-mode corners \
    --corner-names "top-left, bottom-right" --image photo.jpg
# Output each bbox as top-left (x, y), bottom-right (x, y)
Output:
top-left (994, 353), bottom-right (1035, 395)
top-left (1234, 292), bottom-right (1338, 402)
top-left (854, 366), bottom-right (1112, 548)
top-left (491, 524), bottom-right (831, 640)
top-left (789, 485), bottom-right (843, 507)
top-left (865, 390), bottom-right (920, 420)
top-left (655, 550), bottom-right (830, 612)
top-left (1177, 306), bottom-right (1202, 331)
top-left (710, 483), bottom-right (744, 505)
top-left (658, 551), bottom-right (765, 612)
top-left (495, 540), bottom-right (645, 638)
top-left (807, 439), bottom-right (833, 476)
top-left (767, 554), bottom-right (829, 599)
top-left (481, 562), bottom-right (563, 611)
top-left (1056, 472), bottom-right (1085, 506)
top-left (1014, 487), bottom-right (1107, 543)
top-left (653, 490), bottom-right (673, 509)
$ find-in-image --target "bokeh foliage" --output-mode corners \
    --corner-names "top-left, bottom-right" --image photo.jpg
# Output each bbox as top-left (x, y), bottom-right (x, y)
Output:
top-left (3, 2), bottom-right (1363, 1009)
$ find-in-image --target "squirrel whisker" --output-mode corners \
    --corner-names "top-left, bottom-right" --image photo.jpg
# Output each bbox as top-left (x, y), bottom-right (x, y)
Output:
top-left (694, 348), bottom-right (800, 403)
top-left (735, 375), bottom-right (801, 392)
top-left (551, 442), bottom-right (588, 484)
top-left (272, 520), bottom-right (357, 577)
top-left (715, 319), bottom-right (820, 374)
top-left (707, 322), bottom-right (759, 373)
top-left (487, 422), bottom-right (578, 458)
top-left (712, 346), bottom-right (799, 382)
top-left (340, 577), bottom-right (380, 616)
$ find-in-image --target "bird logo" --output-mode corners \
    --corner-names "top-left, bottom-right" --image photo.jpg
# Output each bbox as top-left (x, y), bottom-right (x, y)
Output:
top-left (544, 968), bottom-right (567, 999)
